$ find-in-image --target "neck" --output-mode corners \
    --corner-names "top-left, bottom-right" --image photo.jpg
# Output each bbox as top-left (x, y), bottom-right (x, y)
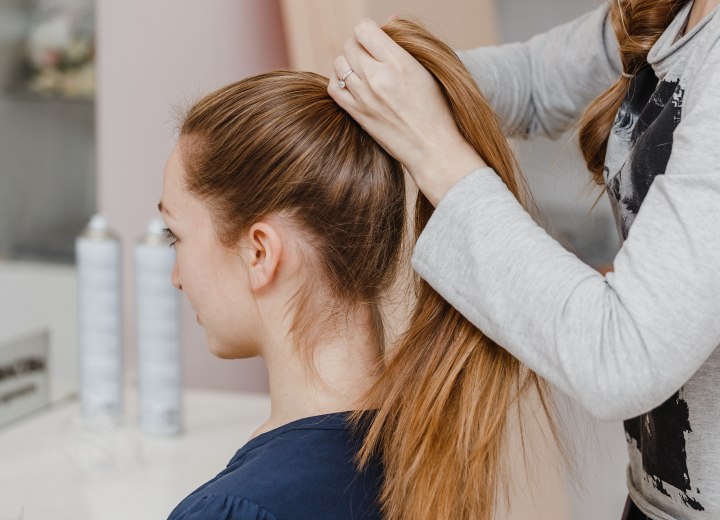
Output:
top-left (252, 307), bottom-right (382, 438)
top-left (686, 0), bottom-right (720, 34)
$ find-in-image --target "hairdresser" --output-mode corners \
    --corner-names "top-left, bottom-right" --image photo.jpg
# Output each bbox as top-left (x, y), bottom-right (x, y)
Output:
top-left (328, 1), bottom-right (720, 519)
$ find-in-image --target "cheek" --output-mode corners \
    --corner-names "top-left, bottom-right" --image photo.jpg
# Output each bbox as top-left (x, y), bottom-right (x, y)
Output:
top-left (190, 252), bottom-right (236, 319)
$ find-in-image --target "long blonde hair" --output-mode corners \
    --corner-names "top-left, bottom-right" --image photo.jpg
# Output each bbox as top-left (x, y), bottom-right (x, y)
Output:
top-left (179, 18), bottom-right (555, 520)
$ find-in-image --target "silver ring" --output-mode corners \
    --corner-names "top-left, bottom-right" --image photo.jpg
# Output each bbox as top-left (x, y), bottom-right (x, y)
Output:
top-left (338, 68), bottom-right (355, 88)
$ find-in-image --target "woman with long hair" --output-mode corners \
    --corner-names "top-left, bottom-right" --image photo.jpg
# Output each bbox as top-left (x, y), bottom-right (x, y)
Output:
top-left (164, 17), bottom-right (551, 520)
top-left (330, 1), bottom-right (720, 519)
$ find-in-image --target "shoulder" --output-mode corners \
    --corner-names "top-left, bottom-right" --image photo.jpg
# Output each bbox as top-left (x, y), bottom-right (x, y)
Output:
top-left (171, 413), bottom-right (382, 520)
top-left (238, 423), bottom-right (383, 519)
top-left (168, 494), bottom-right (277, 520)
top-left (681, 15), bottom-right (720, 112)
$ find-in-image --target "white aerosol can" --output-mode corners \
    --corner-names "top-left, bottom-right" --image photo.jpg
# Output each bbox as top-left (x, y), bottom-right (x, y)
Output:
top-left (134, 218), bottom-right (182, 435)
top-left (75, 214), bottom-right (123, 421)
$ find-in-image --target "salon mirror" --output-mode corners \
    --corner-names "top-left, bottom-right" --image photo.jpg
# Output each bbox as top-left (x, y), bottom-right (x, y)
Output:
top-left (0, 0), bottom-right (95, 426)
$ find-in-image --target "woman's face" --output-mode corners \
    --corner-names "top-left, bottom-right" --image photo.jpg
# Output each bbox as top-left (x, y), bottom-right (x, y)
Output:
top-left (159, 144), bottom-right (261, 359)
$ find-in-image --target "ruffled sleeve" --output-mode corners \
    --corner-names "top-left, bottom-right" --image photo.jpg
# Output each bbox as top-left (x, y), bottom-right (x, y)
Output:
top-left (168, 495), bottom-right (277, 520)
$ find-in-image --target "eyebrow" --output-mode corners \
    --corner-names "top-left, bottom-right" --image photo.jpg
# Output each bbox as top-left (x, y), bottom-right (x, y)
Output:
top-left (157, 201), bottom-right (174, 218)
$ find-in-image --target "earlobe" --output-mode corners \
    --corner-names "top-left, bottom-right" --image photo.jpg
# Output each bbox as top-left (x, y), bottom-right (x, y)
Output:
top-left (247, 222), bottom-right (282, 292)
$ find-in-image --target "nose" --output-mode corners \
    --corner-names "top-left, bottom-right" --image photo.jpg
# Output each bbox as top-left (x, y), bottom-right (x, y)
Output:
top-left (171, 261), bottom-right (182, 291)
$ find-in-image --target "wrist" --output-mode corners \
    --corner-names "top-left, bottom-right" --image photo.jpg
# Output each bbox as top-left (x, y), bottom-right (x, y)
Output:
top-left (408, 141), bottom-right (487, 207)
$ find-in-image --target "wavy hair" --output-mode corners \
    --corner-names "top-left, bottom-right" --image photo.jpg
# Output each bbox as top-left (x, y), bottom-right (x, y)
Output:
top-left (579, 0), bottom-right (689, 184)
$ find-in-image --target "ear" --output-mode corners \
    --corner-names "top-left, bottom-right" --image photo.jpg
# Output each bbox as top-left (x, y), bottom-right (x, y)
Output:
top-left (246, 221), bottom-right (282, 292)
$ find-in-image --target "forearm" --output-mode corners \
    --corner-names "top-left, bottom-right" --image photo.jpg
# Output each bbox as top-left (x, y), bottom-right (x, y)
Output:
top-left (411, 167), bottom-right (720, 421)
top-left (456, 2), bottom-right (621, 139)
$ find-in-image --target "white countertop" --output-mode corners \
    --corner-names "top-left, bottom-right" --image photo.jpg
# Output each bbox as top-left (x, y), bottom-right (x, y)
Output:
top-left (0, 388), bottom-right (271, 520)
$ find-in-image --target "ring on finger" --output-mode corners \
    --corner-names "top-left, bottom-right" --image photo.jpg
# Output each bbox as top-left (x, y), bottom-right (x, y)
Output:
top-left (338, 68), bottom-right (356, 88)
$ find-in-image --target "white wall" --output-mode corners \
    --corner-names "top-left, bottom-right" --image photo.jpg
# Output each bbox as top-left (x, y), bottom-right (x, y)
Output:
top-left (96, 0), bottom-right (288, 393)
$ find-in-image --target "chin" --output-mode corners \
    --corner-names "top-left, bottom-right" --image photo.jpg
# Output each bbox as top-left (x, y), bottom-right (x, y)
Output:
top-left (207, 337), bottom-right (257, 359)
top-left (211, 349), bottom-right (238, 360)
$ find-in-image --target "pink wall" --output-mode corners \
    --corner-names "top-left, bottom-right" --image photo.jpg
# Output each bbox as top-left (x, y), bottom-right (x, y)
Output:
top-left (96, 0), bottom-right (288, 392)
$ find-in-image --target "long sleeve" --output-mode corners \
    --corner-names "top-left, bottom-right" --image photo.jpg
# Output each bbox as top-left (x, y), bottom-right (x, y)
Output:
top-left (411, 38), bottom-right (720, 422)
top-left (456, 2), bottom-right (622, 139)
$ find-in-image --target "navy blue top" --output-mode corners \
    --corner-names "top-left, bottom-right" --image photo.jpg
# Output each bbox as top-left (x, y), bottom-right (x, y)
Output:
top-left (167, 412), bottom-right (382, 520)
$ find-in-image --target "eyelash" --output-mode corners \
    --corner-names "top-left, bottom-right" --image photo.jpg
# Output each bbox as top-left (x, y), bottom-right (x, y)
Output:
top-left (161, 227), bottom-right (177, 248)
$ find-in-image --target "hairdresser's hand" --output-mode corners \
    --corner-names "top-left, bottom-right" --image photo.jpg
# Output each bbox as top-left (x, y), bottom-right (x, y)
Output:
top-left (328, 18), bottom-right (486, 207)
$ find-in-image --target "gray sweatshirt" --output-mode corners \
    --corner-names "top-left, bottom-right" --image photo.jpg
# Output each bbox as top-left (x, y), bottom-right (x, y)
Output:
top-left (411, 2), bottom-right (720, 519)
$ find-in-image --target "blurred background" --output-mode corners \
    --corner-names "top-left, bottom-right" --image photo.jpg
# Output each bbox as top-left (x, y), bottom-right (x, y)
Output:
top-left (0, 0), bottom-right (627, 518)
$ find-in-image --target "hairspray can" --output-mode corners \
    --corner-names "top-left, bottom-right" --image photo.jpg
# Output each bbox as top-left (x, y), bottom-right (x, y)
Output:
top-left (135, 218), bottom-right (182, 435)
top-left (75, 214), bottom-right (123, 421)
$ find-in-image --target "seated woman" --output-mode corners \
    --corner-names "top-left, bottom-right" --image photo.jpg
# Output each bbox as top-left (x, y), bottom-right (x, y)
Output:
top-left (163, 18), bottom-right (553, 520)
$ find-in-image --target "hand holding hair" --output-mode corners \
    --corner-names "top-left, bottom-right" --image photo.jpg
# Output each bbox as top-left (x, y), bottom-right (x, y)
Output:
top-left (328, 18), bottom-right (487, 206)
top-left (328, 16), bottom-right (545, 520)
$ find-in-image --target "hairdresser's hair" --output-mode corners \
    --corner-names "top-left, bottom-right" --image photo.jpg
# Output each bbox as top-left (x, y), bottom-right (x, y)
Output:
top-left (179, 18), bottom-right (554, 520)
top-left (579, 0), bottom-right (689, 184)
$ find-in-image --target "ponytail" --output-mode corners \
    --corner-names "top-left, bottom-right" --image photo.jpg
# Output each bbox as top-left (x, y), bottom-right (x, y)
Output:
top-left (352, 18), bottom-right (555, 520)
